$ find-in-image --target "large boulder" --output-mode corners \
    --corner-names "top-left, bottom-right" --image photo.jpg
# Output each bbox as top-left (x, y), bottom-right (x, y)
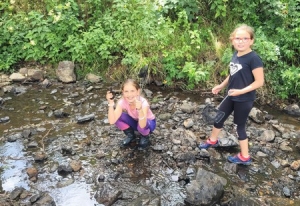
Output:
top-left (56, 61), bottom-right (76, 83)
top-left (185, 168), bottom-right (227, 205)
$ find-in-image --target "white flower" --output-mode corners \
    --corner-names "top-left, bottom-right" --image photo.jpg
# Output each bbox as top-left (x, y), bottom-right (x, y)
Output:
top-left (274, 46), bottom-right (280, 56)
top-left (30, 40), bottom-right (36, 46)
top-left (48, 10), bottom-right (54, 16)
top-left (53, 14), bottom-right (61, 23)
top-left (10, 0), bottom-right (15, 4)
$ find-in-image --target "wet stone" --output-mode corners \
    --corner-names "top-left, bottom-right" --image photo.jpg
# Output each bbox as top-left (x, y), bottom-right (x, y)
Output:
top-left (34, 152), bottom-right (47, 161)
top-left (180, 103), bottom-right (195, 114)
top-left (224, 162), bottom-right (237, 175)
top-left (53, 109), bottom-right (69, 118)
top-left (27, 141), bottom-right (38, 148)
top-left (175, 152), bottom-right (196, 162)
top-left (158, 113), bottom-right (172, 120)
top-left (26, 167), bottom-right (38, 178)
top-left (237, 167), bottom-right (250, 182)
top-left (57, 164), bottom-right (73, 175)
top-left (283, 186), bottom-right (291, 197)
top-left (271, 160), bottom-right (281, 169)
top-left (57, 178), bottom-right (75, 188)
top-left (29, 194), bottom-right (41, 203)
top-left (76, 113), bottom-right (95, 123)
top-left (70, 160), bottom-right (82, 172)
top-left (290, 160), bottom-right (300, 170)
top-left (152, 144), bottom-right (165, 151)
top-left (61, 146), bottom-right (74, 155)
top-left (186, 167), bottom-right (196, 175)
top-left (0, 116), bottom-right (10, 123)
top-left (97, 175), bottom-right (105, 182)
top-left (10, 187), bottom-right (24, 200)
top-left (111, 158), bottom-right (120, 164)
top-left (6, 132), bottom-right (22, 142)
top-left (21, 129), bottom-right (31, 138)
top-left (171, 175), bottom-right (179, 181)
top-left (49, 163), bottom-right (59, 173)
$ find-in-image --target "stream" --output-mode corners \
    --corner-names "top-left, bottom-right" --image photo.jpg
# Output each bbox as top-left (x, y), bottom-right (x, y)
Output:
top-left (0, 81), bottom-right (300, 206)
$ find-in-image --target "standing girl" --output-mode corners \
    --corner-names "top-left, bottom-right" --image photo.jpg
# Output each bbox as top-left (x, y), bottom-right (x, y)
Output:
top-left (198, 24), bottom-right (264, 165)
top-left (106, 79), bottom-right (156, 148)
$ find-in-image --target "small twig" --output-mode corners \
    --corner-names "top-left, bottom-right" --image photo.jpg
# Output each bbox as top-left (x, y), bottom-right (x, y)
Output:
top-left (162, 160), bottom-right (171, 169)
top-left (40, 127), bottom-right (54, 152)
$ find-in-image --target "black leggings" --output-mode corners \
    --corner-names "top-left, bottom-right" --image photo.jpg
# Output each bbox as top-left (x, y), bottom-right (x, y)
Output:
top-left (214, 98), bottom-right (253, 141)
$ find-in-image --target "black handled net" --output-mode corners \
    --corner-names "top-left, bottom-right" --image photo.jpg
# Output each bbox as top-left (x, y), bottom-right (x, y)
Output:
top-left (202, 104), bottom-right (225, 125)
top-left (202, 95), bottom-right (228, 125)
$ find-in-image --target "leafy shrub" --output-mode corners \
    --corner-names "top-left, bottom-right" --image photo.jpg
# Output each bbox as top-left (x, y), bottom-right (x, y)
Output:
top-left (0, 0), bottom-right (299, 100)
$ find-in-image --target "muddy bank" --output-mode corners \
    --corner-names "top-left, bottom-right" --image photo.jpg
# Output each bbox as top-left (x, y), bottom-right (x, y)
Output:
top-left (0, 81), bottom-right (300, 206)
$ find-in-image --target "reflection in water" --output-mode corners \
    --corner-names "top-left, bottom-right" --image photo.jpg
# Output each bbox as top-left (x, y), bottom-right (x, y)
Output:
top-left (0, 140), bottom-right (102, 205)
top-left (50, 182), bottom-right (101, 206)
top-left (0, 141), bottom-right (30, 192)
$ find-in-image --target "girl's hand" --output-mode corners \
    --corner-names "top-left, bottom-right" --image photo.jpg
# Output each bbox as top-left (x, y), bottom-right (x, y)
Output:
top-left (212, 85), bottom-right (223, 94)
top-left (228, 89), bottom-right (242, 96)
top-left (106, 90), bottom-right (114, 102)
top-left (135, 96), bottom-right (142, 110)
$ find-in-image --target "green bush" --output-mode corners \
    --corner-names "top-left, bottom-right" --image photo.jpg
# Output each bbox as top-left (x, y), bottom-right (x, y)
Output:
top-left (0, 0), bottom-right (299, 100)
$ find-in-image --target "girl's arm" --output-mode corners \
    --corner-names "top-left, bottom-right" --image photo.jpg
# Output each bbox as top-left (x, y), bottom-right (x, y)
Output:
top-left (212, 75), bottom-right (230, 94)
top-left (107, 102), bottom-right (122, 125)
top-left (136, 106), bottom-right (148, 128)
top-left (229, 67), bottom-right (264, 96)
top-left (135, 97), bottom-right (148, 128)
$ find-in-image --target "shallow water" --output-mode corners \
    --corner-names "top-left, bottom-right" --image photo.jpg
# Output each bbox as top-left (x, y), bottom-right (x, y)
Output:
top-left (0, 141), bottom-right (30, 191)
top-left (0, 85), bottom-right (102, 205)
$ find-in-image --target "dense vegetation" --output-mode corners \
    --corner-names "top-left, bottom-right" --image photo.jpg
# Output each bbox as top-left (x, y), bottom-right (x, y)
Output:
top-left (0, 0), bottom-right (299, 101)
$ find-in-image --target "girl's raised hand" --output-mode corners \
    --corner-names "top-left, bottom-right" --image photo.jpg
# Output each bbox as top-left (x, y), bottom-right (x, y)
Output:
top-left (106, 90), bottom-right (114, 102)
top-left (135, 96), bottom-right (142, 110)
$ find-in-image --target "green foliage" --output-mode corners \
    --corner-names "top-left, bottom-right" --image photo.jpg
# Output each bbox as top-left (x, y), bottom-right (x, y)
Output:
top-left (0, 13), bottom-right (26, 71)
top-left (158, 0), bottom-right (200, 22)
top-left (0, 1), bottom-right (84, 71)
top-left (210, 0), bottom-right (228, 18)
top-left (266, 63), bottom-right (300, 99)
top-left (219, 48), bottom-right (233, 76)
top-left (253, 28), bottom-right (280, 62)
top-left (177, 62), bottom-right (211, 90)
top-left (280, 65), bottom-right (300, 98)
top-left (0, 0), bottom-right (299, 100)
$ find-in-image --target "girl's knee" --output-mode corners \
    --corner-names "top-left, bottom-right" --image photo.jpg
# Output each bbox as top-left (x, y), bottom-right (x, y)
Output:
top-left (237, 135), bottom-right (247, 141)
top-left (214, 122), bottom-right (224, 128)
top-left (236, 125), bottom-right (247, 140)
top-left (137, 125), bottom-right (150, 136)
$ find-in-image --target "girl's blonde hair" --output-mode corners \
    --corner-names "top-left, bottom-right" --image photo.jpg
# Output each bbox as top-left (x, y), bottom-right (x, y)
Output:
top-left (229, 24), bottom-right (255, 41)
top-left (121, 79), bottom-right (141, 91)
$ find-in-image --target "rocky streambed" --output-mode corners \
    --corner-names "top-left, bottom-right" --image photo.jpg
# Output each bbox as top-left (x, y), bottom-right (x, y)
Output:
top-left (0, 80), bottom-right (300, 206)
